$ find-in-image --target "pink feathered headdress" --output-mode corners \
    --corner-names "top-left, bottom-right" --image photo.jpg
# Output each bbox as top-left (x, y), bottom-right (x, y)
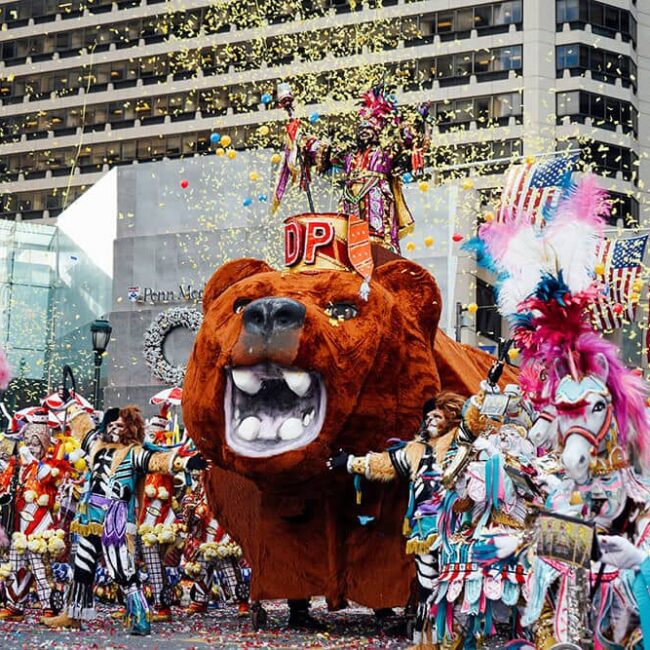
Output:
top-left (358, 85), bottom-right (398, 131)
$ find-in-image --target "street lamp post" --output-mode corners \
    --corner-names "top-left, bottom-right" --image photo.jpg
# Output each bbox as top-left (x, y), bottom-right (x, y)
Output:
top-left (90, 318), bottom-right (112, 409)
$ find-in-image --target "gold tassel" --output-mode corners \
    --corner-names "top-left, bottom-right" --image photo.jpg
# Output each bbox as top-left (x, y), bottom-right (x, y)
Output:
top-left (355, 490), bottom-right (362, 505)
top-left (403, 518), bottom-right (411, 536)
top-left (405, 534), bottom-right (438, 556)
top-left (70, 521), bottom-right (104, 537)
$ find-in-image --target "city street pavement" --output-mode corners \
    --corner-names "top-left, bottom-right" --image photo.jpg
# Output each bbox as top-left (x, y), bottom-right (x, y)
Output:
top-left (0, 599), bottom-right (411, 649)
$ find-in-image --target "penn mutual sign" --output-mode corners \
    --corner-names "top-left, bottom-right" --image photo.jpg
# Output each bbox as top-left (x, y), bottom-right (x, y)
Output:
top-left (127, 284), bottom-right (204, 304)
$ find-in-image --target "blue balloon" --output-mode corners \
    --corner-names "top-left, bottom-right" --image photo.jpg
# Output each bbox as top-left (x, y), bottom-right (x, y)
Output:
top-left (402, 172), bottom-right (414, 184)
top-left (243, 198), bottom-right (253, 207)
top-left (258, 194), bottom-right (268, 202)
top-left (261, 93), bottom-right (272, 105)
top-left (309, 112), bottom-right (320, 124)
top-left (210, 133), bottom-right (221, 144)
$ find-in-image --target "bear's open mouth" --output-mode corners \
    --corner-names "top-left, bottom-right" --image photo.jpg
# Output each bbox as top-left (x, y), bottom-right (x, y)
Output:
top-left (224, 363), bottom-right (326, 457)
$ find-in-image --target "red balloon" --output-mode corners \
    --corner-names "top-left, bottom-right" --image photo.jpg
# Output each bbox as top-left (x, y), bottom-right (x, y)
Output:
top-left (612, 303), bottom-right (624, 315)
top-left (452, 233), bottom-right (464, 242)
top-left (180, 179), bottom-right (189, 189)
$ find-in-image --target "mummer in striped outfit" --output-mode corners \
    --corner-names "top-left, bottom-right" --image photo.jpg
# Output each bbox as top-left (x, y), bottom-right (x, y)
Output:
top-left (327, 392), bottom-right (467, 649)
top-left (41, 404), bottom-right (206, 635)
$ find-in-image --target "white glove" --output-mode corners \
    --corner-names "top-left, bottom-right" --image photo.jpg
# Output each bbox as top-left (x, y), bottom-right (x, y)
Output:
top-left (599, 535), bottom-right (647, 570)
top-left (479, 380), bottom-right (500, 394)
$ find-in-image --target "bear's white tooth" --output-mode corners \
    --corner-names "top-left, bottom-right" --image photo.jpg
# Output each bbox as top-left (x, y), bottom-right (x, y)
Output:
top-left (278, 417), bottom-right (303, 440)
top-left (232, 368), bottom-right (262, 395)
top-left (234, 408), bottom-right (240, 420)
top-left (302, 412), bottom-right (312, 426)
top-left (237, 417), bottom-right (261, 441)
top-left (281, 369), bottom-right (311, 397)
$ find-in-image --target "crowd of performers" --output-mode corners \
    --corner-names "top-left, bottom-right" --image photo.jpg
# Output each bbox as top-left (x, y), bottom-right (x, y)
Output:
top-left (328, 174), bottom-right (650, 649)
top-left (0, 398), bottom-right (249, 636)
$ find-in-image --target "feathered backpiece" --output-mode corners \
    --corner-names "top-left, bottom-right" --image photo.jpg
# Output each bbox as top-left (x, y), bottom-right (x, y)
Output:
top-left (358, 84), bottom-right (398, 132)
top-left (465, 172), bottom-right (650, 466)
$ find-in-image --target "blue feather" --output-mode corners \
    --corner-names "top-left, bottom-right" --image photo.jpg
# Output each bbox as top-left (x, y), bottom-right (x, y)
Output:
top-left (357, 515), bottom-right (375, 526)
top-left (461, 237), bottom-right (499, 274)
top-left (534, 271), bottom-right (570, 305)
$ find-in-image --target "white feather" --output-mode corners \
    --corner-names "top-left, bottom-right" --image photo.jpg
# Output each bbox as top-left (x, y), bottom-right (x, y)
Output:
top-left (543, 219), bottom-right (600, 294)
top-left (494, 226), bottom-right (548, 315)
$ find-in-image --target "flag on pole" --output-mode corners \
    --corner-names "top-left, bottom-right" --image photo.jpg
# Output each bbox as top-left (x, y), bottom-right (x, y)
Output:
top-left (592, 234), bottom-right (648, 331)
top-left (497, 153), bottom-right (578, 224)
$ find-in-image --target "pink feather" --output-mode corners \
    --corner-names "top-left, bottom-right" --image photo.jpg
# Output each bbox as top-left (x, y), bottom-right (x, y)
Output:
top-left (552, 174), bottom-right (610, 232)
top-left (0, 347), bottom-right (10, 390)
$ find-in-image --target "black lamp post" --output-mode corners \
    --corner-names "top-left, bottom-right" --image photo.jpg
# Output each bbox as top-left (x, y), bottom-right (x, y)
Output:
top-left (90, 318), bottom-right (112, 408)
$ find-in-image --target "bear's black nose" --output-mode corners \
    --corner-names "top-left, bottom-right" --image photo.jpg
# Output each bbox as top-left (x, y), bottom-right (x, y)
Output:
top-left (242, 298), bottom-right (306, 338)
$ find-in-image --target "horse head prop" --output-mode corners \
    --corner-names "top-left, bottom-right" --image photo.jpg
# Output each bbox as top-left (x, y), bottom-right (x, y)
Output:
top-left (552, 338), bottom-right (650, 484)
top-left (554, 354), bottom-right (622, 484)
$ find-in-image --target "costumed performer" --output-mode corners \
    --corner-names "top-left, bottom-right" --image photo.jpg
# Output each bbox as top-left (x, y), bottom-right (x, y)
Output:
top-left (273, 83), bottom-right (426, 254)
top-left (136, 411), bottom-right (185, 622)
top-left (42, 404), bottom-right (207, 635)
top-left (181, 472), bottom-right (249, 616)
top-left (327, 392), bottom-right (465, 649)
top-left (0, 408), bottom-right (72, 620)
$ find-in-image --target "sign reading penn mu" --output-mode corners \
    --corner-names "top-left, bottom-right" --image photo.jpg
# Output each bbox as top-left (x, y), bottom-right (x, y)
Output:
top-left (127, 284), bottom-right (204, 304)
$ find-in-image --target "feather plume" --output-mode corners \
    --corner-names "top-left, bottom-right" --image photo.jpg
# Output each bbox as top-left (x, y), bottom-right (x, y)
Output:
top-left (461, 237), bottom-right (498, 274)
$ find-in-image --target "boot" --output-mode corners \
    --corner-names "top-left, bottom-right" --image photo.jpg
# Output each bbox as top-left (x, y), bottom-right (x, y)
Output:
top-left (0, 605), bottom-right (24, 621)
top-left (41, 611), bottom-right (81, 629)
top-left (151, 605), bottom-right (172, 622)
top-left (287, 599), bottom-right (327, 632)
top-left (185, 601), bottom-right (208, 615)
top-left (124, 590), bottom-right (151, 636)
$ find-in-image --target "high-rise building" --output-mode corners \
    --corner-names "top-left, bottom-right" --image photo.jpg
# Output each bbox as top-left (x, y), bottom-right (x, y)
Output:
top-left (0, 0), bottom-right (645, 231)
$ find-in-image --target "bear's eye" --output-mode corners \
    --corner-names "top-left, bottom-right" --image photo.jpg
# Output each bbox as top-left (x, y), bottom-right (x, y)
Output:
top-left (326, 302), bottom-right (358, 321)
top-left (233, 298), bottom-right (252, 314)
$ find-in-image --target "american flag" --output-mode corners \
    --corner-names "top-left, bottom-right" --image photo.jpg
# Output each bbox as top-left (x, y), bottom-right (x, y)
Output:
top-left (592, 235), bottom-right (648, 331)
top-left (497, 153), bottom-right (578, 224)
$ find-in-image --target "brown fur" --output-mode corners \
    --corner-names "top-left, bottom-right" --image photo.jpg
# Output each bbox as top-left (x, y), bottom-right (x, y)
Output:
top-left (183, 257), bottom-right (517, 607)
top-left (119, 405), bottom-right (145, 446)
top-left (366, 452), bottom-right (398, 482)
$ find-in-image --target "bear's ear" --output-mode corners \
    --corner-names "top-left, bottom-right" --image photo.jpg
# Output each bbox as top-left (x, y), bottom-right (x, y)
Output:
top-left (203, 258), bottom-right (273, 311)
top-left (374, 259), bottom-right (441, 335)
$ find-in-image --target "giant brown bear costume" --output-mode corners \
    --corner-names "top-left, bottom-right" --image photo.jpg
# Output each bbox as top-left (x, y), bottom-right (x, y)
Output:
top-left (183, 255), bottom-right (515, 608)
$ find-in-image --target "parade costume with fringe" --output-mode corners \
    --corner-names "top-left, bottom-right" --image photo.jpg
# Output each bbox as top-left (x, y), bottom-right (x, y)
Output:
top-left (49, 407), bottom-right (194, 635)
top-left (0, 418), bottom-right (73, 619)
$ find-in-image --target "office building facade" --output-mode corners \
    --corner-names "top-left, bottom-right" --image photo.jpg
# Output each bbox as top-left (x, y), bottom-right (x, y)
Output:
top-left (0, 0), bottom-right (645, 227)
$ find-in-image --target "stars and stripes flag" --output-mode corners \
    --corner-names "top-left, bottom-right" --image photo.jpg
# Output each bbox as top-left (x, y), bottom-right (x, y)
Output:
top-left (592, 235), bottom-right (648, 331)
top-left (497, 153), bottom-right (579, 224)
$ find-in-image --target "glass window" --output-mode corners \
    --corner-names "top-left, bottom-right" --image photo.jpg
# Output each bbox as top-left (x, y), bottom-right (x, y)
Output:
top-left (456, 8), bottom-right (474, 32)
top-left (474, 6), bottom-right (491, 28)
top-left (590, 3), bottom-right (604, 26)
top-left (620, 11), bottom-right (629, 35)
top-left (436, 12), bottom-right (454, 33)
top-left (558, 44), bottom-right (579, 69)
top-left (454, 53), bottom-right (473, 77)
top-left (557, 90), bottom-right (579, 115)
top-left (474, 50), bottom-right (493, 73)
top-left (435, 55), bottom-right (454, 78)
top-left (475, 96), bottom-right (490, 121)
top-left (496, 46), bottom-right (522, 70)
top-left (557, 0), bottom-right (580, 22)
top-left (495, 0), bottom-right (521, 25)
top-left (605, 6), bottom-right (619, 30)
top-left (590, 94), bottom-right (605, 119)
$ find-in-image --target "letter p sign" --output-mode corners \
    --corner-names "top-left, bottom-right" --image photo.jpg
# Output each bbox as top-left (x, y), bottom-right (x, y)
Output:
top-left (303, 221), bottom-right (335, 264)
